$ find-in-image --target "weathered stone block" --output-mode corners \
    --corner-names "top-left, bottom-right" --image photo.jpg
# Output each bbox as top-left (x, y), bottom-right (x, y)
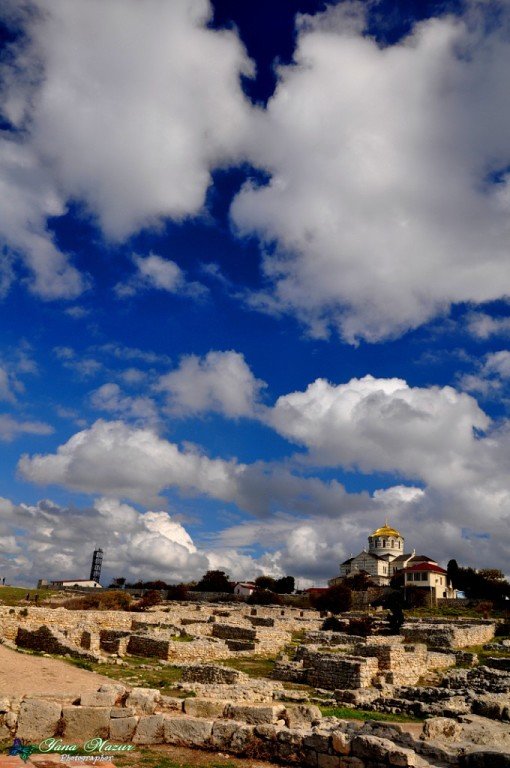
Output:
top-left (132, 714), bottom-right (165, 744)
top-left (109, 715), bottom-right (139, 741)
top-left (422, 716), bottom-right (463, 741)
top-left (351, 734), bottom-right (399, 761)
top-left (183, 698), bottom-right (229, 718)
top-left (229, 723), bottom-right (257, 753)
top-left (318, 755), bottom-right (343, 768)
top-left (16, 699), bottom-right (62, 742)
top-left (228, 704), bottom-right (286, 725)
top-left (62, 705), bottom-right (110, 740)
top-left (285, 704), bottom-right (322, 727)
top-left (303, 729), bottom-right (332, 752)
top-left (159, 696), bottom-right (183, 711)
top-left (211, 719), bottom-right (240, 749)
top-left (331, 729), bottom-right (351, 755)
top-left (80, 691), bottom-right (118, 707)
top-left (460, 750), bottom-right (510, 768)
top-left (126, 687), bottom-right (161, 715)
top-left (163, 715), bottom-right (213, 746)
top-left (388, 746), bottom-right (427, 767)
top-left (110, 706), bottom-right (136, 718)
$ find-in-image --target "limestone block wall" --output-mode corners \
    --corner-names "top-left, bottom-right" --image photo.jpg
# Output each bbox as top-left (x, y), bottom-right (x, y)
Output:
top-left (181, 664), bottom-right (241, 684)
top-left (15, 626), bottom-right (98, 661)
top-left (0, 606), bottom-right (135, 642)
top-left (354, 643), bottom-right (429, 686)
top-left (212, 624), bottom-right (257, 641)
top-left (99, 630), bottom-right (132, 654)
top-left (127, 635), bottom-right (172, 660)
top-left (305, 651), bottom-right (380, 690)
top-left (403, 621), bottom-right (495, 649)
top-left (2, 685), bottom-right (459, 768)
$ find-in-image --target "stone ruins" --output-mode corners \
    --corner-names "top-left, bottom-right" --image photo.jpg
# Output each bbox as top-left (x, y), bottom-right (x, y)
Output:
top-left (0, 601), bottom-right (508, 767)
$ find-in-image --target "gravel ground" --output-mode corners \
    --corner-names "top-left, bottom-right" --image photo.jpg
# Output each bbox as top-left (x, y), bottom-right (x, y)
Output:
top-left (0, 645), bottom-right (114, 697)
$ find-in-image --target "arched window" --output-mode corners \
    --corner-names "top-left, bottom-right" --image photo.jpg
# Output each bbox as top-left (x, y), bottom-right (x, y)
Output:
top-left (383, 539), bottom-right (386, 547)
top-left (390, 539), bottom-right (394, 547)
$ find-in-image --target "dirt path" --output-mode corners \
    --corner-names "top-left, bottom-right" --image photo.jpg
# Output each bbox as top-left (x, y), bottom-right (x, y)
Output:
top-left (0, 646), bottom-right (115, 697)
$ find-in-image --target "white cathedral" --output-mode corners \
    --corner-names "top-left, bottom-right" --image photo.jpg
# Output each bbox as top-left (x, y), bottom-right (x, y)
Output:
top-left (328, 522), bottom-right (456, 599)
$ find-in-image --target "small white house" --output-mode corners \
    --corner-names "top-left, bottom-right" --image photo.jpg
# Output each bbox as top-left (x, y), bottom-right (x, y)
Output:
top-left (402, 563), bottom-right (455, 600)
top-left (50, 579), bottom-right (102, 589)
top-left (234, 582), bottom-right (256, 597)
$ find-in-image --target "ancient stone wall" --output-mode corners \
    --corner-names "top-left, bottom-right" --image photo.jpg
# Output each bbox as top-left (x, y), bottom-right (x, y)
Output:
top-left (4, 684), bottom-right (500, 767)
top-left (212, 624), bottom-right (257, 641)
top-left (305, 651), bottom-right (380, 689)
top-left (403, 621), bottom-right (495, 649)
top-left (181, 664), bottom-right (241, 684)
top-left (15, 626), bottom-right (98, 661)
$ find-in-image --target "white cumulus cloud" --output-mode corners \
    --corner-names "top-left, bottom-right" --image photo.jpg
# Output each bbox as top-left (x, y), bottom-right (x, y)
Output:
top-left (18, 419), bottom-right (243, 507)
top-left (158, 350), bottom-right (266, 418)
top-left (115, 254), bottom-right (206, 299)
top-left (0, 0), bottom-right (253, 297)
top-left (232, 6), bottom-right (510, 342)
top-left (269, 375), bottom-right (489, 488)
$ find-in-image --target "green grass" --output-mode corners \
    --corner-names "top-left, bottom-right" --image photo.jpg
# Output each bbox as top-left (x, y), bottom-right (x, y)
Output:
top-left (0, 586), bottom-right (58, 606)
top-left (320, 705), bottom-right (424, 723)
top-left (458, 641), bottom-right (510, 665)
top-left (220, 655), bottom-right (276, 678)
top-left (65, 654), bottom-right (185, 693)
top-left (405, 606), bottom-right (509, 619)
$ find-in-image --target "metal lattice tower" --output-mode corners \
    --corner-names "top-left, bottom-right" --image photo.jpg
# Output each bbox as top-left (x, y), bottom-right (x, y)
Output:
top-left (89, 548), bottom-right (103, 583)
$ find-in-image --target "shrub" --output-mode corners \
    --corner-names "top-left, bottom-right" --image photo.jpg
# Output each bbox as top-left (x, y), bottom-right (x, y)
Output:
top-left (247, 590), bottom-right (282, 606)
top-left (321, 616), bottom-right (346, 632)
top-left (63, 590), bottom-right (132, 611)
top-left (404, 587), bottom-right (430, 609)
top-left (344, 572), bottom-right (377, 591)
top-left (347, 616), bottom-right (375, 637)
top-left (134, 590), bottom-right (163, 611)
top-left (495, 621), bottom-right (510, 637)
top-left (166, 584), bottom-right (189, 601)
top-left (474, 600), bottom-right (493, 619)
top-left (311, 584), bottom-right (352, 614)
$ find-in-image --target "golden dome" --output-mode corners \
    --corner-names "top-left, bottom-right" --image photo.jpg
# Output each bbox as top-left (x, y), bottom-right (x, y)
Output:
top-left (371, 523), bottom-right (402, 539)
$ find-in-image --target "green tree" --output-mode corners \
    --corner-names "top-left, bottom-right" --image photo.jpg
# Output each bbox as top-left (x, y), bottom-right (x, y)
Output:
top-left (196, 570), bottom-right (233, 593)
top-left (274, 576), bottom-right (295, 594)
top-left (255, 575), bottom-right (276, 591)
top-left (166, 584), bottom-right (189, 600)
top-left (109, 577), bottom-right (126, 589)
top-left (312, 584), bottom-right (352, 614)
top-left (478, 569), bottom-right (505, 581)
top-left (447, 559), bottom-right (459, 588)
top-left (247, 589), bottom-right (282, 606)
top-left (375, 591), bottom-right (405, 634)
top-left (345, 571), bottom-right (375, 591)
top-left (136, 589), bottom-right (162, 610)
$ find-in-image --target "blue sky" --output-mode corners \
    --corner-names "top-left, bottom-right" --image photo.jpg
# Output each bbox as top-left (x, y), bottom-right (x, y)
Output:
top-left (0, 0), bottom-right (510, 586)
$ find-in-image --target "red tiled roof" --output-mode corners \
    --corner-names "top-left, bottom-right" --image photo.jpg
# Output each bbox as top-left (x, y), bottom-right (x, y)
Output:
top-left (402, 563), bottom-right (446, 574)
